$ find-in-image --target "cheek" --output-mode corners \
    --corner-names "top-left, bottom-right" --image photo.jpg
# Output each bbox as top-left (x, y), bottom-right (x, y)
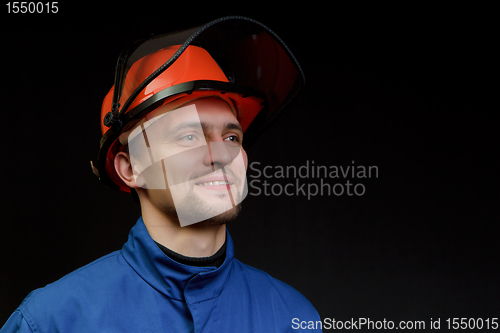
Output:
top-left (242, 148), bottom-right (248, 171)
top-left (147, 188), bottom-right (175, 209)
top-left (230, 148), bottom-right (248, 178)
top-left (162, 145), bottom-right (210, 184)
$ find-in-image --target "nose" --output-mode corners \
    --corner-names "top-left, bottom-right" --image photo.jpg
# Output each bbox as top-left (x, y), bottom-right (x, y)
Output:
top-left (203, 141), bottom-right (240, 170)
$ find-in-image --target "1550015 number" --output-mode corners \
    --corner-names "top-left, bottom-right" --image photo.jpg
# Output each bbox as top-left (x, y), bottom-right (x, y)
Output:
top-left (6, 2), bottom-right (58, 13)
top-left (446, 318), bottom-right (498, 330)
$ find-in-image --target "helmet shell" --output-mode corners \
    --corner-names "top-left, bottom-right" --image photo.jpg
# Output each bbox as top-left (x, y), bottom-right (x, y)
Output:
top-left (100, 45), bottom-right (233, 135)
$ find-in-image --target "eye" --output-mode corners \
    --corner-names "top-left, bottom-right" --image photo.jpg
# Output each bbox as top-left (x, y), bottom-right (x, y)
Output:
top-left (224, 135), bottom-right (241, 143)
top-left (177, 133), bottom-right (200, 141)
top-left (182, 134), bottom-right (196, 141)
top-left (176, 133), bottom-right (202, 146)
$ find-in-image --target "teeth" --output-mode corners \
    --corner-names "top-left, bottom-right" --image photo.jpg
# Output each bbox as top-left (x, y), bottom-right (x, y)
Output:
top-left (196, 181), bottom-right (229, 187)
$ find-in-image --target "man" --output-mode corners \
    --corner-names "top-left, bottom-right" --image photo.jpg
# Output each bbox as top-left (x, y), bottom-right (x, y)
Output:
top-left (1, 16), bottom-right (321, 332)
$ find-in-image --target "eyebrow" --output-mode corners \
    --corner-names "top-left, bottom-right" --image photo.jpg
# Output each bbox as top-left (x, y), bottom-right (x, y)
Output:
top-left (169, 121), bottom-right (243, 134)
top-left (169, 121), bottom-right (204, 134)
top-left (221, 122), bottom-right (243, 133)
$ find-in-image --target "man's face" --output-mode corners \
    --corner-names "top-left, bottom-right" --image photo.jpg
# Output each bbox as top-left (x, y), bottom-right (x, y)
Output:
top-left (127, 97), bottom-right (248, 227)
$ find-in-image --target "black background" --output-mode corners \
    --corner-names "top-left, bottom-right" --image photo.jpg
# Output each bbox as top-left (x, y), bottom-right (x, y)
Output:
top-left (1, 3), bottom-right (498, 330)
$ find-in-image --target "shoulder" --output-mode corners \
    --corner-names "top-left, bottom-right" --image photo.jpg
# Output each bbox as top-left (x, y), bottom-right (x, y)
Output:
top-left (230, 259), bottom-right (320, 318)
top-left (30, 250), bottom-right (123, 294)
top-left (15, 250), bottom-right (129, 327)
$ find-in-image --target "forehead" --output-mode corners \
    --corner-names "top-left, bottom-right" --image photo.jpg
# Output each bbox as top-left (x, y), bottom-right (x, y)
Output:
top-left (149, 97), bottom-right (238, 131)
top-left (184, 97), bottom-right (236, 117)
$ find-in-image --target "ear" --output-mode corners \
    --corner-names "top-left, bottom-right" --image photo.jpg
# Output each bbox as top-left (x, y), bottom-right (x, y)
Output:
top-left (114, 152), bottom-right (142, 188)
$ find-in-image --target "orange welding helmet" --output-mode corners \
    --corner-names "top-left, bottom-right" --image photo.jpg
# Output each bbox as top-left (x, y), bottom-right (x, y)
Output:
top-left (93, 16), bottom-right (305, 192)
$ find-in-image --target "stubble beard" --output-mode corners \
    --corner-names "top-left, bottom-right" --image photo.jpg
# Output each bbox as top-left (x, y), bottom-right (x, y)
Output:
top-left (164, 186), bottom-right (243, 227)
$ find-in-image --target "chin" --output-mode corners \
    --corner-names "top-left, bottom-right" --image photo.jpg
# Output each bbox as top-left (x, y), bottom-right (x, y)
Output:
top-left (170, 186), bottom-right (244, 227)
top-left (176, 202), bottom-right (242, 227)
top-left (194, 204), bottom-right (242, 227)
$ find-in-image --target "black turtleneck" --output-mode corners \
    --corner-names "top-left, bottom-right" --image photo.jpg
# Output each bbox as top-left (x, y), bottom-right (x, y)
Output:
top-left (155, 239), bottom-right (227, 268)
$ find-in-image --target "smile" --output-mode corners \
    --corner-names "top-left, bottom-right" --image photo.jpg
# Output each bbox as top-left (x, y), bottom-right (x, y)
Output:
top-left (195, 181), bottom-right (231, 186)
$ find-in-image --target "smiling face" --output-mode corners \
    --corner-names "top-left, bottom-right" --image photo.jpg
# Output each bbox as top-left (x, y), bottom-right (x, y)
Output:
top-left (125, 97), bottom-right (248, 227)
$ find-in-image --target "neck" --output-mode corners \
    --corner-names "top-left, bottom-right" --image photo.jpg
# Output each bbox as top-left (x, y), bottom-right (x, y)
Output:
top-left (138, 191), bottom-right (226, 258)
